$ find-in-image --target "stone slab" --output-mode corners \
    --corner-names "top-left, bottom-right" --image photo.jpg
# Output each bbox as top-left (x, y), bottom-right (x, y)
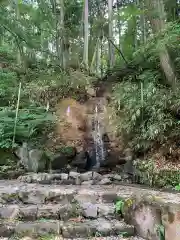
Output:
top-left (0, 219), bottom-right (134, 238)
top-left (0, 203), bottom-right (116, 220)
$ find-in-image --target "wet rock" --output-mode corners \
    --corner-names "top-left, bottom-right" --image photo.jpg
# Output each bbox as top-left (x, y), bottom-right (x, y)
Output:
top-left (69, 171), bottom-right (80, 179)
top-left (75, 176), bottom-right (82, 185)
top-left (50, 147), bottom-right (77, 171)
top-left (49, 174), bottom-right (62, 182)
top-left (81, 180), bottom-right (94, 185)
top-left (60, 179), bottom-right (75, 185)
top-left (112, 174), bottom-right (122, 181)
top-left (92, 172), bottom-right (102, 181)
top-left (102, 174), bottom-right (114, 179)
top-left (60, 173), bottom-right (68, 180)
top-left (50, 154), bottom-right (70, 172)
top-left (80, 171), bottom-right (93, 181)
top-left (99, 178), bottom-right (112, 185)
top-left (71, 151), bottom-right (87, 169)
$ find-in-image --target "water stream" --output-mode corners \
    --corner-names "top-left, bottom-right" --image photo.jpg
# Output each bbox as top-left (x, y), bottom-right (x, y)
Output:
top-left (91, 99), bottom-right (105, 170)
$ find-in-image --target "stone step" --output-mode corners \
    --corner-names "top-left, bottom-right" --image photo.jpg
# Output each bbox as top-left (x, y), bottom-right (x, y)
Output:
top-left (0, 181), bottom-right (179, 240)
top-left (0, 180), bottom-right (179, 206)
top-left (0, 183), bottom-right (121, 205)
top-left (0, 203), bottom-right (116, 221)
top-left (0, 218), bottom-right (134, 238)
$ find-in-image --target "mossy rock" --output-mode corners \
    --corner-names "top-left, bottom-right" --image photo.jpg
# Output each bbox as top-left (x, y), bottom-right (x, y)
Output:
top-left (46, 146), bottom-right (76, 160)
top-left (58, 146), bottom-right (76, 158)
top-left (0, 148), bottom-right (17, 166)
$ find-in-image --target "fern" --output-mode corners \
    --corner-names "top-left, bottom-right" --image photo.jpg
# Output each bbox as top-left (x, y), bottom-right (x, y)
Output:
top-left (0, 107), bottom-right (54, 148)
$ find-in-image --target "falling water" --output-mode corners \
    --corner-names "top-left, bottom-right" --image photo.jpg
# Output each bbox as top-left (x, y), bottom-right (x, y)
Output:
top-left (92, 100), bottom-right (105, 170)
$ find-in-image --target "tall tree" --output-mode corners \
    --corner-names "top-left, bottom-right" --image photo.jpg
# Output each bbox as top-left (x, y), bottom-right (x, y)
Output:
top-left (83, 0), bottom-right (89, 69)
top-left (145, 0), bottom-right (177, 87)
top-left (108, 0), bottom-right (114, 68)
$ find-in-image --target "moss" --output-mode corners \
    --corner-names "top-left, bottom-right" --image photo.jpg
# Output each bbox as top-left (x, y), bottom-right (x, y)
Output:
top-left (71, 203), bottom-right (81, 218)
top-left (38, 235), bottom-right (56, 240)
top-left (1, 192), bottom-right (19, 203)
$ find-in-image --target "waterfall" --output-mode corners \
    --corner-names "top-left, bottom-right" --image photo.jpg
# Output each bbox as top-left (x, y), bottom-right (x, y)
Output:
top-left (91, 100), bottom-right (105, 170)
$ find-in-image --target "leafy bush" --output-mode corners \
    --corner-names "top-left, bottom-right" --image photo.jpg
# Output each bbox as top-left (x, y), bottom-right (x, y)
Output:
top-left (174, 184), bottom-right (180, 191)
top-left (0, 106), bottom-right (54, 148)
top-left (134, 159), bottom-right (180, 187)
top-left (112, 69), bottom-right (180, 150)
top-left (111, 23), bottom-right (180, 151)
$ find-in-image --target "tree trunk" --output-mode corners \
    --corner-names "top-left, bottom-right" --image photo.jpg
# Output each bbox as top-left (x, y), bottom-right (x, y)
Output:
top-left (83, 0), bottom-right (89, 69)
top-left (59, 0), bottom-right (65, 69)
top-left (108, 0), bottom-right (114, 68)
top-left (140, 0), bottom-right (147, 44)
top-left (145, 0), bottom-right (177, 87)
top-left (16, 0), bottom-right (21, 65)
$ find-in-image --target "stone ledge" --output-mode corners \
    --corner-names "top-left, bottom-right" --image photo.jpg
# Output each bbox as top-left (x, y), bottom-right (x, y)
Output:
top-left (0, 219), bottom-right (134, 238)
top-left (0, 180), bottom-right (179, 206)
top-left (0, 203), bottom-right (115, 220)
top-left (17, 172), bottom-right (132, 185)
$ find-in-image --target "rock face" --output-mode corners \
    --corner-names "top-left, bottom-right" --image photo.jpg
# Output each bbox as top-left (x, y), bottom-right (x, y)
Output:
top-left (162, 208), bottom-right (180, 240)
top-left (54, 97), bottom-right (126, 170)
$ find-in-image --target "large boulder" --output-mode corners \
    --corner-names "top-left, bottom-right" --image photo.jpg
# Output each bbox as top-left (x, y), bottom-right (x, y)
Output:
top-left (15, 143), bottom-right (49, 172)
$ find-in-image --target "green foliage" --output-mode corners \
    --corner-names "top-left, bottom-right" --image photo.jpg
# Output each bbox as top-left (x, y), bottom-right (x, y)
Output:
top-left (58, 146), bottom-right (75, 155)
top-left (0, 106), bottom-right (54, 148)
top-left (115, 199), bottom-right (124, 214)
top-left (156, 224), bottom-right (165, 240)
top-left (174, 183), bottom-right (180, 191)
top-left (112, 61), bottom-right (180, 150)
top-left (134, 159), bottom-right (180, 187)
